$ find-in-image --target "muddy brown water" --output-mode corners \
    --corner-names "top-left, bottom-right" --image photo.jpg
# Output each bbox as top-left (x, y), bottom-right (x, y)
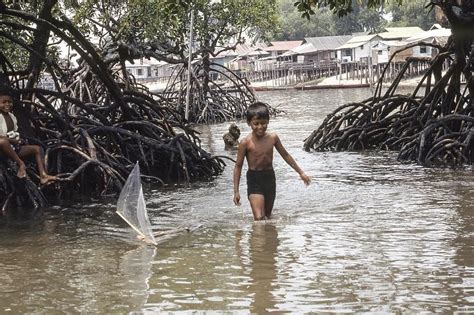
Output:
top-left (0, 88), bottom-right (473, 313)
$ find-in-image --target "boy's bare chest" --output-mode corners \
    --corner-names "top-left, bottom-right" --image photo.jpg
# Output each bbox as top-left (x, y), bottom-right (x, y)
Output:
top-left (246, 138), bottom-right (274, 159)
top-left (2, 113), bottom-right (13, 131)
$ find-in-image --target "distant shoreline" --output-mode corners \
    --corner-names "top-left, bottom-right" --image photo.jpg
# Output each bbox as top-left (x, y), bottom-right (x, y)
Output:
top-left (146, 74), bottom-right (430, 93)
top-left (253, 83), bottom-right (371, 91)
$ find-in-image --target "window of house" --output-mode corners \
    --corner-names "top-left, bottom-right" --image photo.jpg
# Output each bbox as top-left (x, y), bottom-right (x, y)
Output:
top-left (137, 68), bottom-right (143, 76)
top-left (147, 67), bottom-right (152, 77)
top-left (343, 49), bottom-right (351, 56)
top-left (360, 45), bottom-right (364, 50)
top-left (420, 46), bottom-right (427, 54)
top-left (378, 50), bottom-right (383, 55)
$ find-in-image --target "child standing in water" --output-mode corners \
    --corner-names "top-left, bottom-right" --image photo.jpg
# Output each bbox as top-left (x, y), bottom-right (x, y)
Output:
top-left (233, 102), bottom-right (310, 220)
top-left (0, 87), bottom-right (56, 185)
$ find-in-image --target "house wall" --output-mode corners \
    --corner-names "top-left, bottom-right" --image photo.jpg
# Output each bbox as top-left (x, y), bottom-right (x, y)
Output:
top-left (302, 51), bottom-right (335, 64)
top-left (373, 47), bottom-right (389, 64)
top-left (154, 64), bottom-right (176, 79)
top-left (127, 66), bottom-right (151, 79)
top-left (391, 47), bottom-right (414, 63)
top-left (353, 39), bottom-right (379, 62)
top-left (340, 49), bottom-right (352, 63)
top-left (412, 45), bottom-right (433, 58)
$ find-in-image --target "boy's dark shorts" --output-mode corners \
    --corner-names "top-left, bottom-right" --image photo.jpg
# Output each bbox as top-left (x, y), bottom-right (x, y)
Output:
top-left (11, 143), bottom-right (21, 153)
top-left (246, 169), bottom-right (276, 202)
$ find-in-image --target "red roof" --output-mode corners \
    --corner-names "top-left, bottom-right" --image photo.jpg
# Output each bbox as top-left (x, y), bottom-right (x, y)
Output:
top-left (264, 41), bottom-right (303, 52)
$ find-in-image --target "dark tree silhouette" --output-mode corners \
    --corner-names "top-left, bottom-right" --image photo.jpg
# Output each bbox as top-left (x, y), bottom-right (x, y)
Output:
top-left (0, 2), bottom-right (229, 212)
top-left (301, 0), bottom-right (474, 167)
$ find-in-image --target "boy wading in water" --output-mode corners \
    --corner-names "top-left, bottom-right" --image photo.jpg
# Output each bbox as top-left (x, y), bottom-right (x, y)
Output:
top-left (233, 102), bottom-right (311, 220)
top-left (0, 88), bottom-right (57, 185)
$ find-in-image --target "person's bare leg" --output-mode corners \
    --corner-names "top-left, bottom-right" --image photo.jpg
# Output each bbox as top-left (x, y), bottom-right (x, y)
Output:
top-left (18, 145), bottom-right (57, 184)
top-left (0, 137), bottom-right (26, 178)
top-left (248, 194), bottom-right (266, 221)
top-left (264, 195), bottom-right (275, 219)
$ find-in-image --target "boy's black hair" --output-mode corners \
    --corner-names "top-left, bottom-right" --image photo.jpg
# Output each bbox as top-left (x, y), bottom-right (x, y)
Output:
top-left (246, 102), bottom-right (270, 123)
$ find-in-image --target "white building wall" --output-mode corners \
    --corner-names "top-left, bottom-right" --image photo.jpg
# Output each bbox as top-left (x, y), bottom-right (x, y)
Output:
top-left (376, 49), bottom-right (389, 63)
top-left (412, 45), bottom-right (432, 58)
top-left (353, 40), bottom-right (378, 62)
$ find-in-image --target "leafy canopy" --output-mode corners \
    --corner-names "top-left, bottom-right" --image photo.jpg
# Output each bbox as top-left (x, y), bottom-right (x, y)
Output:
top-left (66, 0), bottom-right (277, 62)
top-left (294, 0), bottom-right (403, 18)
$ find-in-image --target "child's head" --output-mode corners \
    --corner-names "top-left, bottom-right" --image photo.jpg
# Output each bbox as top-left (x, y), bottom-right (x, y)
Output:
top-left (246, 102), bottom-right (270, 124)
top-left (0, 86), bottom-right (14, 113)
top-left (229, 122), bottom-right (240, 138)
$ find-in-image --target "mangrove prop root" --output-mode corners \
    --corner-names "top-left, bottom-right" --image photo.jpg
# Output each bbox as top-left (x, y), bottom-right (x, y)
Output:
top-left (0, 65), bottom-right (226, 211)
top-left (162, 61), bottom-right (259, 124)
top-left (304, 40), bottom-right (474, 168)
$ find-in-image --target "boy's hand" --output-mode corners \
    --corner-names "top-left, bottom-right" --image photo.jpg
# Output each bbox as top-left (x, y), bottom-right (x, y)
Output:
top-left (7, 131), bottom-right (20, 143)
top-left (233, 192), bottom-right (241, 206)
top-left (300, 173), bottom-right (311, 186)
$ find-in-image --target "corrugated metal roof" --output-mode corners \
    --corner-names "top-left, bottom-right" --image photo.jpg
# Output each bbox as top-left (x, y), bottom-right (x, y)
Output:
top-left (281, 42), bottom-right (314, 56)
top-left (380, 28), bottom-right (452, 49)
top-left (303, 35), bottom-right (352, 51)
top-left (337, 34), bottom-right (380, 49)
top-left (264, 40), bottom-right (303, 51)
top-left (241, 48), bottom-right (270, 57)
top-left (213, 42), bottom-right (267, 57)
top-left (378, 27), bottom-right (424, 40)
top-left (405, 28), bottom-right (451, 43)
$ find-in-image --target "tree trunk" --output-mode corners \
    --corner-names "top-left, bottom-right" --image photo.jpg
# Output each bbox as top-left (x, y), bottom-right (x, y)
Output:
top-left (25, 0), bottom-right (57, 92)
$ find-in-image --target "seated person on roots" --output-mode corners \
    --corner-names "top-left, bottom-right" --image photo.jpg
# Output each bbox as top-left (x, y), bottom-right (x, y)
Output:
top-left (0, 87), bottom-right (56, 185)
top-left (223, 123), bottom-right (241, 149)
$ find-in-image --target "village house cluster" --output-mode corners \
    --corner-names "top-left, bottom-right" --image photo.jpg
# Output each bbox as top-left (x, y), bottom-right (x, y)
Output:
top-left (39, 25), bottom-right (451, 90)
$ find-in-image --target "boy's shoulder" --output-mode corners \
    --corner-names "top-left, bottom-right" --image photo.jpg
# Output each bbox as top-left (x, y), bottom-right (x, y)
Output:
top-left (266, 132), bottom-right (279, 142)
top-left (239, 134), bottom-right (251, 147)
top-left (242, 132), bottom-right (279, 140)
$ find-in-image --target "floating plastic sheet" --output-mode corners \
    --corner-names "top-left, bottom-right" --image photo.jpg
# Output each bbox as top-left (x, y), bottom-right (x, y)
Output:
top-left (116, 163), bottom-right (157, 245)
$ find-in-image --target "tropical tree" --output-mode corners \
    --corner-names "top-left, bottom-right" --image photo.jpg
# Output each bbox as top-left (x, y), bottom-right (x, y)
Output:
top-left (3, 0), bottom-right (278, 210)
top-left (273, 0), bottom-right (333, 39)
top-left (73, 0), bottom-right (277, 123)
top-left (385, 0), bottom-right (436, 30)
top-left (332, 1), bottom-right (385, 34)
top-left (272, 0), bottom-right (385, 40)
top-left (158, 0), bottom-right (277, 123)
top-left (297, 0), bottom-right (474, 167)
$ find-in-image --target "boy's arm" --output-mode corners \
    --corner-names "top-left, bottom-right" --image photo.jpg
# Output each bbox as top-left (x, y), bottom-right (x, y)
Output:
top-left (233, 139), bottom-right (246, 206)
top-left (274, 134), bottom-right (311, 185)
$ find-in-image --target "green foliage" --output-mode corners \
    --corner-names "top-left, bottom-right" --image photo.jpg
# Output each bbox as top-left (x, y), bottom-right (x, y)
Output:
top-left (65, 0), bottom-right (277, 61)
top-left (0, 37), bottom-right (30, 70)
top-left (332, 2), bottom-right (385, 34)
top-left (385, 0), bottom-right (435, 30)
top-left (274, 0), bottom-right (333, 39)
top-left (273, 0), bottom-right (385, 39)
top-left (294, 0), bottom-right (401, 18)
top-left (0, 2), bottom-right (60, 71)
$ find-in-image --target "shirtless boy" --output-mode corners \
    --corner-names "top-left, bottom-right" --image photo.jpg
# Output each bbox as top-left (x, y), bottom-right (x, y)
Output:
top-left (0, 87), bottom-right (56, 185)
top-left (233, 102), bottom-right (310, 220)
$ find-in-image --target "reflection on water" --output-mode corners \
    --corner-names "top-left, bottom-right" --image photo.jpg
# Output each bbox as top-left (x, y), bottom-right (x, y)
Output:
top-left (236, 223), bottom-right (279, 313)
top-left (0, 89), bottom-right (473, 313)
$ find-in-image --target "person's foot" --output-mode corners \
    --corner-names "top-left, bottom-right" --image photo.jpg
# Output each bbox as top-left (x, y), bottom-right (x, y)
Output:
top-left (17, 164), bottom-right (27, 178)
top-left (40, 174), bottom-right (58, 185)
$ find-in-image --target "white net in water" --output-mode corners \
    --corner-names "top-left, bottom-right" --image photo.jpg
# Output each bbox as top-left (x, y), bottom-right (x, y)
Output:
top-left (116, 163), bottom-right (157, 245)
